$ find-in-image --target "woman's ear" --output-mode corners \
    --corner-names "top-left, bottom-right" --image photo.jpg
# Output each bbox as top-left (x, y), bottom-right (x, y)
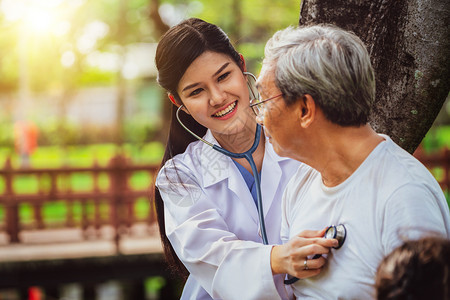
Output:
top-left (239, 53), bottom-right (247, 72)
top-left (168, 94), bottom-right (178, 106)
top-left (168, 93), bottom-right (191, 115)
top-left (298, 94), bottom-right (316, 128)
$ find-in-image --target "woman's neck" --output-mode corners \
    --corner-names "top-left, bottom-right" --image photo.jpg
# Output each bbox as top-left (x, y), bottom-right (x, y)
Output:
top-left (213, 122), bottom-right (258, 153)
top-left (213, 122), bottom-right (266, 174)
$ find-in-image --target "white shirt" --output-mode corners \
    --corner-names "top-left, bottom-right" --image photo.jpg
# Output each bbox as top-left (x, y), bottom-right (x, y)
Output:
top-left (281, 135), bottom-right (450, 299)
top-left (156, 129), bottom-right (301, 300)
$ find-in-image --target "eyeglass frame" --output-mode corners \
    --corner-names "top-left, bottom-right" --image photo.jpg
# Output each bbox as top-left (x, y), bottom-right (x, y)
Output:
top-left (249, 93), bottom-right (284, 116)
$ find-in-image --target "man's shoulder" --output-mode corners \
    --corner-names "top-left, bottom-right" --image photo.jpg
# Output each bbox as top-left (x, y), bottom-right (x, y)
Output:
top-left (369, 136), bottom-right (443, 198)
top-left (378, 137), bottom-right (435, 182)
top-left (286, 163), bottom-right (319, 191)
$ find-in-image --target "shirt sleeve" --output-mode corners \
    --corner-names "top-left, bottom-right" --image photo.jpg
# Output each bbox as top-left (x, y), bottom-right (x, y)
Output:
top-left (381, 183), bottom-right (450, 255)
top-left (156, 159), bottom-right (285, 300)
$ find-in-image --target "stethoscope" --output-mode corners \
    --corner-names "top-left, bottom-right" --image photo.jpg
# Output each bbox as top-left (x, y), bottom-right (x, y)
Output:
top-left (284, 224), bottom-right (347, 285)
top-left (175, 72), bottom-right (270, 245)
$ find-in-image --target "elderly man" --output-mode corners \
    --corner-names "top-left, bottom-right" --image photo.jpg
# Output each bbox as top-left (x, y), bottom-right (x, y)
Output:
top-left (252, 24), bottom-right (450, 299)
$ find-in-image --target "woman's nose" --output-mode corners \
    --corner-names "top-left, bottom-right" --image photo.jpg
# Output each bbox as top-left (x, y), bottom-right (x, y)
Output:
top-left (209, 85), bottom-right (227, 106)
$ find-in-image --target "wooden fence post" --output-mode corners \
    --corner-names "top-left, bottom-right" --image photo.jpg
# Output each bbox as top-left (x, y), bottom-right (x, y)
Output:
top-left (93, 159), bottom-right (101, 237)
top-left (443, 148), bottom-right (449, 192)
top-left (4, 157), bottom-right (19, 243)
top-left (109, 154), bottom-right (128, 253)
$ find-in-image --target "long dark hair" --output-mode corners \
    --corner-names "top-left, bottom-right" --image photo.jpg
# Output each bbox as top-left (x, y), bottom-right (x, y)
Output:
top-left (154, 18), bottom-right (243, 279)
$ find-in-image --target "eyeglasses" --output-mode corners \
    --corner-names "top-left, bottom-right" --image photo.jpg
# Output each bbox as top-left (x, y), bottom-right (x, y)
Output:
top-left (249, 93), bottom-right (283, 117)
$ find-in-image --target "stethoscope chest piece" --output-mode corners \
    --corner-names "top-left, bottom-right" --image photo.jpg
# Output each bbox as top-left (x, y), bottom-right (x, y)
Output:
top-left (325, 224), bottom-right (347, 249)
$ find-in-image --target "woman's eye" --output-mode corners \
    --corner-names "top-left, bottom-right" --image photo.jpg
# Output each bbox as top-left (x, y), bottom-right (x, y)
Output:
top-left (190, 88), bottom-right (203, 96)
top-left (218, 72), bottom-right (230, 82)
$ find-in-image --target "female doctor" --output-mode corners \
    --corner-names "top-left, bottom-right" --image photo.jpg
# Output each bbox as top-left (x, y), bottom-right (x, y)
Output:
top-left (154, 18), bottom-right (337, 300)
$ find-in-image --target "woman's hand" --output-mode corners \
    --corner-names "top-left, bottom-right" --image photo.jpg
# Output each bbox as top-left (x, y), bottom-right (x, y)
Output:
top-left (270, 228), bottom-right (338, 279)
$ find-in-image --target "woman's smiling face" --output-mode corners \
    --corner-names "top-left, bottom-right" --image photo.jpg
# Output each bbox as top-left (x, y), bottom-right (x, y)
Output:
top-left (177, 51), bottom-right (254, 139)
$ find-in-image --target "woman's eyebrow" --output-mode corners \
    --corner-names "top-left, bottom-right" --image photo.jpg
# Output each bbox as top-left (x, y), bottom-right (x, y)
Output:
top-left (182, 82), bottom-right (200, 93)
top-left (212, 62), bottom-right (230, 77)
top-left (181, 62), bottom-right (231, 93)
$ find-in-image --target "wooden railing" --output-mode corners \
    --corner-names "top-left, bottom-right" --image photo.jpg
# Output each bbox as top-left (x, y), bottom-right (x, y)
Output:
top-left (0, 155), bottom-right (160, 249)
top-left (0, 147), bottom-right (448, 249)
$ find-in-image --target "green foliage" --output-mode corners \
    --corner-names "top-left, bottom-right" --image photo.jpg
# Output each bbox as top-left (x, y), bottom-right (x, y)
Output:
top-left (0, 117), bottom-right (163, 149)
top-left (0, 142), bottom-right (164, 169)
top-left (0, 118), bottom-right (14, 149)
top-left (421, 125), bottom-right (450, 153)
top-left (145, 276), bottom-right (167, 299)
top-left (186, 0), bottom-right (301, 73)
top-left (77, 68), bottom-right (116, 86)
top-left (123, 115), bottom-right (159, 144)
top-left (36, 120), bottom-right (80, 147)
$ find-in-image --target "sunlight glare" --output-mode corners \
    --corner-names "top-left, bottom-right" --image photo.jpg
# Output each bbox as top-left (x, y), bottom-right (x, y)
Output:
top-left (61, 51), bottom-right (76, 68)
top-left (1, 0), bottom-right (26, 22)
top-left (2, 0), bottom-right (65, 35)
top-left (24, 9), bottom-right (55, 33)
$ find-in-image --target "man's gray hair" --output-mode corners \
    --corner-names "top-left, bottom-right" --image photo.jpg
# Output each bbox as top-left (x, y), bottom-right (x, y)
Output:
top-left (263, 24), bottom-right (375, 126)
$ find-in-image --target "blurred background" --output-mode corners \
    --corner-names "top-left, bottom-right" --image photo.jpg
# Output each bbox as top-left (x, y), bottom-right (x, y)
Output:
top-left (0, 0), bottom-right (448, 299)
top-left (0, 0), bottom-right (303, 168)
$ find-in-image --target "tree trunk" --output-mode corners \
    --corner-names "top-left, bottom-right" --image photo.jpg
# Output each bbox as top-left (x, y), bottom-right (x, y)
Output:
top-left (230, 0), bottom-right (243, 44)
top-left (299, 0), bottom-right (450, 153)
top-left (149, 0), bottom-right (170, 37)
top-left (148, 0), bottom-right (171, 143)
top-left (115, 0), bottom-right (128, 145)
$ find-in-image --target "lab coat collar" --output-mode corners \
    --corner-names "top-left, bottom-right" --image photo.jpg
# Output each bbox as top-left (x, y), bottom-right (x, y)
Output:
top-left (200, 130), bottom-right (232, 188)
top-left (201, 129), bottom-right (290, 219)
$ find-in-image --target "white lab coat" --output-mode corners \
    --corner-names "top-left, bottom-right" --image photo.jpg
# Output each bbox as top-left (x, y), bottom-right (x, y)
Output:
top-left (156, 129), bottom-right (301, 300)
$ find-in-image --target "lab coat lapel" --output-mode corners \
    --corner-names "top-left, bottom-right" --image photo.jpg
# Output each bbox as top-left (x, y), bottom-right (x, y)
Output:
top-left (228, 164), bottom-right (259, 223)
top-left (201, 130), bottom-right (230, 187)
top-left (200, 130), bottom-right (259, 223)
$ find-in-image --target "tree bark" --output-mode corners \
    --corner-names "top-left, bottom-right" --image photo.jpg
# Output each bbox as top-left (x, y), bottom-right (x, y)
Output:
top-left (299, 0), bottom-right (450, 153)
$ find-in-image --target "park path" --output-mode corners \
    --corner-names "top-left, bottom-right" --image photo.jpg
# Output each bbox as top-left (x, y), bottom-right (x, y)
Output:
top-left (0, 223), bottom-right (162, 262)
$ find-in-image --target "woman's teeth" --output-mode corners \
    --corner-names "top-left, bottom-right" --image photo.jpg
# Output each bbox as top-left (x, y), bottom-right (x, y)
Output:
top-left (213, 101), bottom-right (236, 117)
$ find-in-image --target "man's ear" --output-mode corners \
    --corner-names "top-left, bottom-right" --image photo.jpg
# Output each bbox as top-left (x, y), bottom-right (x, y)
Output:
top-left (239, 53), bottom-right (247, 72)
top-left (168, 93), bottom-right (190, 114)
top-left (298, 94), bottom-right (316, 128)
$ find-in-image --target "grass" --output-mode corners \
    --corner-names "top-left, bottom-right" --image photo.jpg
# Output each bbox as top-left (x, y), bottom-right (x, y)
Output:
top-left (421, 125), bottom-right (450, 153)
